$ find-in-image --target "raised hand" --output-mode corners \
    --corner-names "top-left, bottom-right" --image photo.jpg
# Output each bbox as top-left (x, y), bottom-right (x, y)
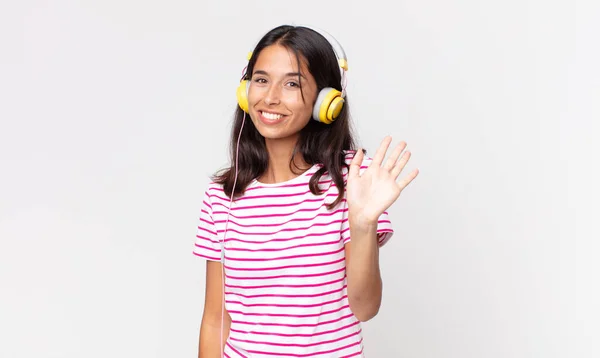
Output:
top-left (346, 136), bottom-right (419, 224)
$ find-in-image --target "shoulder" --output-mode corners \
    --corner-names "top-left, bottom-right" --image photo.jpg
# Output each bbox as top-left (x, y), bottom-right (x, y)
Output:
top-left (205, 181), bottom-right (224, 192)
top-left (201, 181), bottom-right (226, 202)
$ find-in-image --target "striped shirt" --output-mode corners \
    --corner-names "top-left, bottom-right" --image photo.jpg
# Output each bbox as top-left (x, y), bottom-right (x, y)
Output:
top-left (193, 151), bottom-right (393, 357)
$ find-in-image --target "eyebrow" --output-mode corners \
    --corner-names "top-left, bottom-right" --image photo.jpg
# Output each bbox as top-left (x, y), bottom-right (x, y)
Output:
top-left (252, 70), bottom-right (307, 79)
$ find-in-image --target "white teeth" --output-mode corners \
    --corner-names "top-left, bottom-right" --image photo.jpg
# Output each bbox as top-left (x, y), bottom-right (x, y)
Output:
top-left (262, 111), bottom-right (282, 120)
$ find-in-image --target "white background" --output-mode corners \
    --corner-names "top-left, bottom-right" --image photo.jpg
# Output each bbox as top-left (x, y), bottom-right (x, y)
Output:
top-left (1, 0), bottom-right (598, 357)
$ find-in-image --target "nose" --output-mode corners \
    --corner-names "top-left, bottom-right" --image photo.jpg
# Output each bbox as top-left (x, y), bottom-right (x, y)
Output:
top-left (264, 83), bottom-right (281, 105)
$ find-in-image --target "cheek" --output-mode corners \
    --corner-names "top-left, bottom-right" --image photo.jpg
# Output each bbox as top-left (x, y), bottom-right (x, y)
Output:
top-left (286, 90), bottom-right (314, 111)
top-left (247, 84), bottom-right (259, 106)
top-left (294, 96), bottom-right (316, 121)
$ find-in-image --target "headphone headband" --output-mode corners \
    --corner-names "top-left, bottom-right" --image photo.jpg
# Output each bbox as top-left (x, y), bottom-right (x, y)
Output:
top-left (246, 25), bottom-right (349, 72)
top-left (300, 25), bottom-right (348, 71)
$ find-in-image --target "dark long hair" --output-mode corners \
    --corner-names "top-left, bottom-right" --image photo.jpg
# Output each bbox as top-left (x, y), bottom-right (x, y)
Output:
top-left (212, 25), bottom-right (359, 210)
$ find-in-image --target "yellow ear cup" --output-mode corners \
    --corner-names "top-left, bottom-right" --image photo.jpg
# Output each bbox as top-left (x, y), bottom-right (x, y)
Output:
top-left (313, 88), bottom-right (343, 124)
top-left (236, 80), bottom-right (250, 112)
top-left (327, 96), bottom-right (345, 122)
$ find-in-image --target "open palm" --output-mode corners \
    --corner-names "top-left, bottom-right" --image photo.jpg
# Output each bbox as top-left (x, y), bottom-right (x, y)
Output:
top-left (346, 136), bottom-right (419, 223)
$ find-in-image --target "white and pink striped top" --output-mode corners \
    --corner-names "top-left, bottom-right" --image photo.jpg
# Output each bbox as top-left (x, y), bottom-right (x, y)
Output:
top-left (193, 151), bottom-right (393, 357)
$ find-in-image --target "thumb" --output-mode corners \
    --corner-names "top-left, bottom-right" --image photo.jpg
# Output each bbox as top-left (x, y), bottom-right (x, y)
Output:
top-left (348, 149), bottom-right (364, 179)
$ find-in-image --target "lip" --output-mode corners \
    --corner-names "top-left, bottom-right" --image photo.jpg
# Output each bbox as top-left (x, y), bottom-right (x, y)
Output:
top-left (257, 110), bottom-right (286, 125)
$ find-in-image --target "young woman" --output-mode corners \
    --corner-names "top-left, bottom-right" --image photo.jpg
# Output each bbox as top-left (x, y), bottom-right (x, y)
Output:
top-left (194, 25), bottom-right (419, 358)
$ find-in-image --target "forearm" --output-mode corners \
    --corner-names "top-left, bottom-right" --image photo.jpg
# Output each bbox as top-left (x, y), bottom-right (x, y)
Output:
top-left (198, 312), bottom-right (231, 357)
top-left (346, 215), bottom-right (382, 321)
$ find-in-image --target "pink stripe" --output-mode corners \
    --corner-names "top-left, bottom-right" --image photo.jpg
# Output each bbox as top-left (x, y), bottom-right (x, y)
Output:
top-left (225, 284), bottom-right (346, 299)
top-left (225, 277), bottom-right (345, 290)
top-left (244, 337), bottom-right (362, 357)
top-left (224, 257), bottom-right (345, 272)
top-left (230, 329), bottom-right (360, 348)
top-left (220, 229), bottom-right (340, 248)
top-left (226, 342), bottom-right (248, 358)
top-left (217, 217), bottom-right (348, 231)
top-left (232, 312), bottom-right (354, 328)
top-left (212, 201), bottom-right (346, 220)
top-left (229, 320), bottom-right (359, 338)
top-left (192, 251), bottom-right (220, 261)
top-left (194, 243), bottom-right (221, 253)
top-left (197, 224), bottom-right (217, 236)
top-left (225, 267), bottom-right (346, 280)
top-left (211, 187), bottom-right (333, 202)
top-left (340, 348), bottom-right (364, 358)
top-left (225, 247), bottom-right (344, 262)
top-left (226, 239), bottom-right (339, 253)
top-left (212, 194), bottom-right (338, 211)
top-left (228, 304), bottom-right (349, 318)
top-left (215, 198), bottom-right (336, 211)
top-left (226, 295), bottom-right (347, 309)
top-left (214, 209), bottom-right (347, 228)
top-left (213, 191), bottom-right (338, 210)
top-left (211, 178), bottom-right (333, 193)
top-left (195, 234), bottom-right (220, 245)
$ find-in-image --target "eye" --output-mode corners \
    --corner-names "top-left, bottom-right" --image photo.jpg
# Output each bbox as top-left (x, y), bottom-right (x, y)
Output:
top-left (252, 77), bottom-right (267, 84)
top-left (286, 81), bottom-right (300, 88)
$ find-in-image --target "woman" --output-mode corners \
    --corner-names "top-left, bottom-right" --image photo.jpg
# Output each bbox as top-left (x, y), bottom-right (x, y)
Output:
top-left (194, 24), bottom-right (419, 357)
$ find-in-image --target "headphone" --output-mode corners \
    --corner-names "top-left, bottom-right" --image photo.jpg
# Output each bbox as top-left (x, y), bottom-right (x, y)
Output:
top-left (235, 26), bottom-right (349, 124)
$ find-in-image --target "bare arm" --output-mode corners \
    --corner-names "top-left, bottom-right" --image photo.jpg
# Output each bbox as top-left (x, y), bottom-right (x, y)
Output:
top-left (345, 216), bottom-right (382, 322)
top-left (198, 260), bottom-right (231, 358)
top-left (344, 138), bottom-right (419, 322)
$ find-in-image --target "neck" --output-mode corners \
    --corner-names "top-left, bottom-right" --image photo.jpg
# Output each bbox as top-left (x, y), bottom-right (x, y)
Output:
top-left (259, 136), bottom-right (311, 184)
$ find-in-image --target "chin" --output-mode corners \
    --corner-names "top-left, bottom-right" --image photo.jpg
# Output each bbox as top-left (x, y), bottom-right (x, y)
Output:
top-left (256, 128), bottom-right (297, 141)
top-left (255, 125), bottom-right (302, 141)
top-left (249, 111), bottom-right (311, 141)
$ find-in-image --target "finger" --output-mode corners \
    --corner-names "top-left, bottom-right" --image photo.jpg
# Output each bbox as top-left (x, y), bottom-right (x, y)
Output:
top-left (383, 141), bottom-right (407, 171)
top-left (348, 149), bottom-right (364, 179)
top-left (391, 150), bottom-right (411, 179)
top-left (372, 136), bottom-right (392, 167)
top-left (397, 168), bottom-right (420, 190)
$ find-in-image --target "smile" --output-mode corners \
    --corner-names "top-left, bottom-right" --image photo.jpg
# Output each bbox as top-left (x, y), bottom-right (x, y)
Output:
top-left (258, 111), bottom-right (286, 125)
top-left (261, 111), bottom-right (283, 120)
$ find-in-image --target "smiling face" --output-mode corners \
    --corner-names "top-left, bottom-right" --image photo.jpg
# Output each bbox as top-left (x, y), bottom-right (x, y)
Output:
top-left (247, 44), bottom-right (318, 142)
